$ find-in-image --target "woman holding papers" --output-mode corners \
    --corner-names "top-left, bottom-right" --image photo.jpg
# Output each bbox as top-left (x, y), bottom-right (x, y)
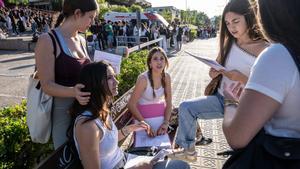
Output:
top-left (128, 47), bottom-right (172, 148)
top-left (69, 61), bottom-right (190, 169)
top-left (34, 0), bottom-right (97, 149)
top-left (222, 0), bottom-right (300, 167)
top-left (171, 0), bottom-right (268, 162)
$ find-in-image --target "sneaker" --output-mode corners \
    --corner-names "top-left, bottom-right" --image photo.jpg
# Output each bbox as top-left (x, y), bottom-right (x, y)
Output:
top-left (167, 150), bottom-right (197, 162)
top-left (195, 136), bottom-right (213, 146)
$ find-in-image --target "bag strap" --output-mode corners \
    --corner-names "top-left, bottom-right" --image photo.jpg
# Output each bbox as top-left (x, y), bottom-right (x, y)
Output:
top-left (35, 32), bottom-right (57, 90)
top-left (48, 32), bottom-right (57, 57)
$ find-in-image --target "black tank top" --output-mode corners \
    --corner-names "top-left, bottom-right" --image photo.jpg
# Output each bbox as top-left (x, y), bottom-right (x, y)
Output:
top-left (49, 29), bottom-right (90, 87)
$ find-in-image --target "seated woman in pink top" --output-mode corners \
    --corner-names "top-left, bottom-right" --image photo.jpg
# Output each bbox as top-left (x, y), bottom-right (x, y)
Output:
top-left (128, 47), bottom-right (172, 147)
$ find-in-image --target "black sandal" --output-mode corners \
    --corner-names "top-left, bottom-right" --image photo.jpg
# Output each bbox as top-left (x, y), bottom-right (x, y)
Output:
top-left (195, 136), bottom-right (213, 145)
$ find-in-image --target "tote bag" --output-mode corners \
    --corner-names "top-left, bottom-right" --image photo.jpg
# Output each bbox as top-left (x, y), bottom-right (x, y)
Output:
top-left (26, 72), bottom-right (53, 143)
top-left (26, 31), bottom-right (56, 143)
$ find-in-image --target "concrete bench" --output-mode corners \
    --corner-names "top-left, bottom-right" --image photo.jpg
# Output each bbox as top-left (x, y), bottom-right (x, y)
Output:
top-left (0, 37), bottom-right (35, 51)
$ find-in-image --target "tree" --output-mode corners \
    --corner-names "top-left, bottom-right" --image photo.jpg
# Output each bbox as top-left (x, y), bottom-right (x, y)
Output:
top-left (97, 0), bottom-right (105, 3)
top-left (213, 15), bottom-right (221, 30)
top-left (195, 12), bottom-right (209, 27)
top-left (98, 3), bottom-right (110, 19)
top-left (110, 5), bottom-right (129, 12)
top-left (106, 0), bottom-right (130, 6)
top-left (180, 10), bottom-right (187, 24)
top-left (160, 9), bottom-right (172, 23)
top-left (129, 4), bottom-right (143, 12)
top-left (5, 0), bottom-right (28, 5)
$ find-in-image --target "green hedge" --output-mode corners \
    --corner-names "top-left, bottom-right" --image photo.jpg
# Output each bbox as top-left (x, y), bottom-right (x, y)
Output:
top-left (0, 50), bottom-right (148, 169)
top-left (0, 100), bottom-right (53, 169)
top-left (190, 29), bottom-right (197, 41)
top-left (117, 50), bottom-right (148, 96)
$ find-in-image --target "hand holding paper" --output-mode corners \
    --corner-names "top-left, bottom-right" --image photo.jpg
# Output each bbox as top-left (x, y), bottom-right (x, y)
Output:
top-left (185, 51), bottom-right (226, 71)
top-left (94, 50), bottom-right (122, 74)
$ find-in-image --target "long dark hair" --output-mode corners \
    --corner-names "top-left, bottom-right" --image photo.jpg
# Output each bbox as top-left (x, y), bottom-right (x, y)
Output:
top-left (69, 61), bottom-right (113, 132)
top-left (54, 0), bottom-right (98, 28)
top-left (256, 0), bottom-right (300, 57)
top-left (218, 0), bottom-right (262, 65)
top-left (146, 47), bottom-right (169, 98)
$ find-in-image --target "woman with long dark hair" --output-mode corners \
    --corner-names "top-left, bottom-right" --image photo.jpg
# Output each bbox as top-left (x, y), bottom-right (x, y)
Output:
top-left (34, 0), bottom-right (98, 149)
top-left (222, 0), bottom-right (300, 168)
top-left (69, 61), bottom-right (190, 169)
top-left (172, 0), bottom-right (268, 162)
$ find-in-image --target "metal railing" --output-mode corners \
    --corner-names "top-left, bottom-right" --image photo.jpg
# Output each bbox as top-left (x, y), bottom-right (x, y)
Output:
top-left (127, 37), bottom-right (163, 53)
top-left (116, 36), bottom-right (149, 47)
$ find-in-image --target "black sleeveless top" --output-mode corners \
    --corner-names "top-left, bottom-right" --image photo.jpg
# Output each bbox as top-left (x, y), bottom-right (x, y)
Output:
top-left (49, 29), bottom-right (90, 87)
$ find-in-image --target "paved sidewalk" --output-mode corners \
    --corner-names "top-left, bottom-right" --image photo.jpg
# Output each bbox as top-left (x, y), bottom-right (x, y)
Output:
top-left (0, 38), bottom-right (230, 168)
top-left (0, 51), bottom-right (34, 107)
top-left (168, 38), bottom-right (230, 169)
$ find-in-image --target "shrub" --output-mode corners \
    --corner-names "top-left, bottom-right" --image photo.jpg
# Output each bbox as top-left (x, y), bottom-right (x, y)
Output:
top-left (0, 100), bottom-right (53, 169)
top-left (117, 50), bottom-right (148, 96)
top-left (190, 29), bottom-right (197, 41)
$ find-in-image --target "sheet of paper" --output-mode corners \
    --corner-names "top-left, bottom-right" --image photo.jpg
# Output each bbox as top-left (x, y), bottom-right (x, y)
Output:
top-left (134, 117), bottom-right (171, 148)
top-left (124, 154), bottom-right (152, 169)
top-left (93, 50), bottom-right (122, 74)
top-left (185, 51), bottom-right (226, 71)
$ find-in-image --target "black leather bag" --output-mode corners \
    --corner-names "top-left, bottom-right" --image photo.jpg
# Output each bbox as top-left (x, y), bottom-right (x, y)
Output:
top-left (222, 130), bottom-right (300, 169)
top-left (204, 74), bottom-right (222, 96)
top-left (125, 146), bottom-right (160, 156)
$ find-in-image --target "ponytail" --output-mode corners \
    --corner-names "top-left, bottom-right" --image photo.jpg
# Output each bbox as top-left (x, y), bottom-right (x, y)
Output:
top-left (54, 12), bottom-right (65, 28)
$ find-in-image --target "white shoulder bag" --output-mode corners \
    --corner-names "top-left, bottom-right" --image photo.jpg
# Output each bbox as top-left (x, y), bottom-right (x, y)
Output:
top-left (26, 32), bottom-right (56, 143)
top-left (26, 72), bottom-right (53, 143)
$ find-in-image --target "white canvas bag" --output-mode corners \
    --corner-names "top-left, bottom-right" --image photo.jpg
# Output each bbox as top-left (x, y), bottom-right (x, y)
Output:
top-left (26, 72), bottom-right (53, 143)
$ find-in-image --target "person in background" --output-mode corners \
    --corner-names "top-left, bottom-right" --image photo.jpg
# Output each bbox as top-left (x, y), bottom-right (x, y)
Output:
top-left (105, 20), bottom-right (114, 51)
top-left (176, 24), bottom-right (183, 51)
top-left (159, 25), bottom-right (168, 53)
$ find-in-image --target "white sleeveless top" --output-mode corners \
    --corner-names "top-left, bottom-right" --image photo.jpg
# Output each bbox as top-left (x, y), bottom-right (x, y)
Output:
top-left (73, 111), bottom-right (124, 169)
top-left (138, 71), bottom-right (165, 105)
top-left (218, 42), bottom-right (256, 95)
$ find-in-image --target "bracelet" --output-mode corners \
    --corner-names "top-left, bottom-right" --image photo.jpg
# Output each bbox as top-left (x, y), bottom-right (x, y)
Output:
top-left (121, 127), bottom-right (130, 137)
top-left (163, 120), bottom-right (169, 126)
top-left (224, 99), bottom-right (239, 107)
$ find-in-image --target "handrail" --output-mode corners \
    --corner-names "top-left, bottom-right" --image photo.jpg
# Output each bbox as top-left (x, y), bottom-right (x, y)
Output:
top-left (128, 37), bottom-right (163, 53)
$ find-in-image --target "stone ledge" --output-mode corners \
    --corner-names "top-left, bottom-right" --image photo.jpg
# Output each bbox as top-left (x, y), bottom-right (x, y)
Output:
top-left (0, 38), bottom-right (36, 51)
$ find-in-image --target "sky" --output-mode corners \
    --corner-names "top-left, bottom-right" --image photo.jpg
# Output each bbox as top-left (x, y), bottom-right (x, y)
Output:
top-left (146, 0), bottom-right (228, 18)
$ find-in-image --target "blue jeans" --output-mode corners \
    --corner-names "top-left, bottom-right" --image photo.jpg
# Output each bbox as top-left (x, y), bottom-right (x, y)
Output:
top-left (154, 159), bottom-right (190, 169)
top-left (175, 92), bottom-right (224, 149)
